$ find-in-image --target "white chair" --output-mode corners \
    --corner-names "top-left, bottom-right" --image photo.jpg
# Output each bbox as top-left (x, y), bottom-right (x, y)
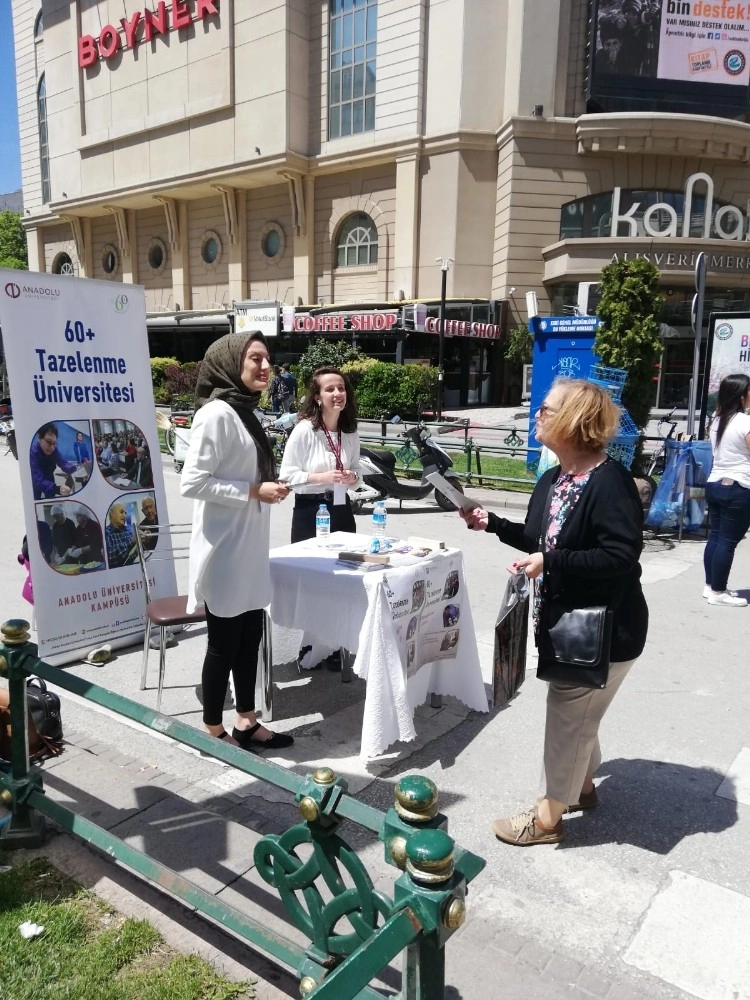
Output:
top-left (134, 522), bottom-right (205, 712)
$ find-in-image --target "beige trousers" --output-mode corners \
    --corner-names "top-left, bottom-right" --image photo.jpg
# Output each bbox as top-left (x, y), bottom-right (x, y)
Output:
top-left (542, 659), bottom-right (635, 805)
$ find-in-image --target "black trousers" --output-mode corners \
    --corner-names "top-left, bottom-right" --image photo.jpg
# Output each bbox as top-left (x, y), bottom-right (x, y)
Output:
top-left (291, 493), bottom-right (356, 543)
top-left (201, 605), bottom-right (263, 726)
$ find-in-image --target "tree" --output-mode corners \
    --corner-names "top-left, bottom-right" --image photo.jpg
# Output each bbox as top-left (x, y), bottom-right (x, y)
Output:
top-left (594, 257), bottom-right (663, 434)
top-left (0, 211), bottom-right (28, 270)
top-left (295, 339), bottom-right (363, 392)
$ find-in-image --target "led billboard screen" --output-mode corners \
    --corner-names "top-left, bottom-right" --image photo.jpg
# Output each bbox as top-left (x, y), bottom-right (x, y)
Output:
top-left (589, 0), bottom-right (750, 114)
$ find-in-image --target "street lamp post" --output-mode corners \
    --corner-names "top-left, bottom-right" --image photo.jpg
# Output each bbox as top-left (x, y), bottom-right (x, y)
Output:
top-left (436, 256), bottom-right (454, 421)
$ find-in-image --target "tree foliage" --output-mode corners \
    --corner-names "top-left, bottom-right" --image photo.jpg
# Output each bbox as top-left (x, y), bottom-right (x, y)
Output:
top-left (504, 325), bottom-right (533, 365)
top-left (0, 212), bottom-right (28, 270)
top-left (594, 258), bottom-right (663, 432)
top-left (295, 339), bottom-right (363, 392)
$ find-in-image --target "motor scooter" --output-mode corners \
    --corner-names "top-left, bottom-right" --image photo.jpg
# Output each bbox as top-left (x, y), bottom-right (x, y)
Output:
top-left (349, 421), bottom-right (465, 512)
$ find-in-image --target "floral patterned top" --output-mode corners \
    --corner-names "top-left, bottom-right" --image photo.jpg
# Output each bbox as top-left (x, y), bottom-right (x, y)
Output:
top-left (532, 468), bottom-right (595, 635)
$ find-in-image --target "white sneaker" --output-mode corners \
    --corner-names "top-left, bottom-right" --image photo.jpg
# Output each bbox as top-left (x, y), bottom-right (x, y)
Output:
top-left (707, 590), bottom-right (747, 607)
top-left (703, 585), bottom-right (739, 600)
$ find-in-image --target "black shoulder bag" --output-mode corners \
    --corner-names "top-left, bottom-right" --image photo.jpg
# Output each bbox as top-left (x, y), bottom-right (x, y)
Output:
top-left (535, 475), bottom-right (613, 689)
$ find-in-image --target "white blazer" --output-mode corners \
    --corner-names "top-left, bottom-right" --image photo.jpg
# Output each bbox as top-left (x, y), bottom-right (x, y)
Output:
top-left (180, 400), bottom-right (271, 616)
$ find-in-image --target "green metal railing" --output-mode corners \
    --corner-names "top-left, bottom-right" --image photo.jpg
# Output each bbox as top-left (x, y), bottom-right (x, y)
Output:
top-left (0, 620), bottom-right (485, 999)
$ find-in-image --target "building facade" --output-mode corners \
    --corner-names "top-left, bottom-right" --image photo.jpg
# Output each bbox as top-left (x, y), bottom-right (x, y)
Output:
top-left (13, 0), bottom-right (750, 406)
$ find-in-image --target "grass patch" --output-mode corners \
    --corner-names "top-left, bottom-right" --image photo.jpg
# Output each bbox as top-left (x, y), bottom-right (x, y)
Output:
top-left (0, 858), bottom-right (254, 1000)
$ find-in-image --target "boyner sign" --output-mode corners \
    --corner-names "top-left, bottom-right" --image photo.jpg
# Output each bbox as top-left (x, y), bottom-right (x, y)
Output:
top-left (78, 0), bottom-right (220, 68)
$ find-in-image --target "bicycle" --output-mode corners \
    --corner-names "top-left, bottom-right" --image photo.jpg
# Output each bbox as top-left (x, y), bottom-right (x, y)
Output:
top-left (633, 407), bottom-right (678, 514)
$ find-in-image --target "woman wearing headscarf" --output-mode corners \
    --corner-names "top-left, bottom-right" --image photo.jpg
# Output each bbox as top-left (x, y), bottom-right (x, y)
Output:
top-left (180, 332), bottom-right (293, 751)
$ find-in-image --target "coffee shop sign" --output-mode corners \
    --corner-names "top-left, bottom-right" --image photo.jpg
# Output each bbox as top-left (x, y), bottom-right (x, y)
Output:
top-left (611, 171), bottom-right (749, 241)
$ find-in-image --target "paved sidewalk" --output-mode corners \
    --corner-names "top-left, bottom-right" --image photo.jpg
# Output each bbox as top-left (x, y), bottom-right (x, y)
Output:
top-left (2, 447), bottom-right (750, 1000)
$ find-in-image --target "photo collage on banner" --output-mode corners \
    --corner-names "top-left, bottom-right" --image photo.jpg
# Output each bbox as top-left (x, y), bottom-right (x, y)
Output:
top-left (0, 271), bottom-right (177, 664)
top-left (382, 552), bottom-right (463, 679)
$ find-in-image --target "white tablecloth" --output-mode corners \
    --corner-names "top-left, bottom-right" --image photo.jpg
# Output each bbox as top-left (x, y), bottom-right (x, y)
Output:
top-left (269, 531), bottom-right (489, 758)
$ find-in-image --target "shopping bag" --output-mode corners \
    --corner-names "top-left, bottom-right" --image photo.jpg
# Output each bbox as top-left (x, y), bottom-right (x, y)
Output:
top-left (492, 570), bottom-right (530, 708)
top-left (645, 440), bottom-right (712, 533)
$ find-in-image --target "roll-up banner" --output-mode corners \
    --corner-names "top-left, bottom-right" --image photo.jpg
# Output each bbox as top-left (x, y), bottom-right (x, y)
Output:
top-left (0, 271), bottom-right (177, 664)
top-left (705, 312), bottom-right (750, 415)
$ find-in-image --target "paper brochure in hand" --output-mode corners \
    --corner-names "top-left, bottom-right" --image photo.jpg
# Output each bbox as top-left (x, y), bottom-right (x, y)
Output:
top-left (426, 472), bottom-right (479, 512)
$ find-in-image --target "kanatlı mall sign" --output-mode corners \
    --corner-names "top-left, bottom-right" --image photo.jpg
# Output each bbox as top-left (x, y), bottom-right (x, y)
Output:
top-left (611, 171), bottom-right (747, 241)
top-left (78, 1), bottom-right (219, 68)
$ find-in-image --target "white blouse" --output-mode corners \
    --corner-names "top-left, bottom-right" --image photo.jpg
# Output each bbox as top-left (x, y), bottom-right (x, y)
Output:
top-left (708, 411), bottom-right (750, 490)
top-left (180, 400), bottom-right (271, 616)
top-left (279, 419), bottom-right (363, 494)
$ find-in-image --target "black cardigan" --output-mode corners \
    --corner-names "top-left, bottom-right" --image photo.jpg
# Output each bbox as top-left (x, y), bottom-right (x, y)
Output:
top-left (486, 458), bottom-right (649, 662)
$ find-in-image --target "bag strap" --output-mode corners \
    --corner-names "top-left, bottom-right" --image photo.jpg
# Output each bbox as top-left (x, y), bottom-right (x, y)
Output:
top-left (27, 676), bottom-right (47, 693)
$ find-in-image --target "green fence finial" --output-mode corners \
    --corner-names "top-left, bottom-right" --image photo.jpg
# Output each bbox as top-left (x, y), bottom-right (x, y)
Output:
top-left (405, 829), bottom-right (455, 886)
top-left (1, 620), bottom-right (32, 646)
top-left (394, 775), bottom-right (438, 824)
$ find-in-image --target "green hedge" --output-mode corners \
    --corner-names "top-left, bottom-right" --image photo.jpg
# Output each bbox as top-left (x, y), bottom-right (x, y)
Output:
top-left (351, 361), bottom-right (437, 419)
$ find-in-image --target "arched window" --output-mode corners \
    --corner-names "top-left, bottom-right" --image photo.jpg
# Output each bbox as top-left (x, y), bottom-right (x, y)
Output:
top-left (52, 252), bottom-right (74, 275)
top-left (37, 75), bottom-right (50, 204)
top-left (34, 10), bottom-right (43, 39)
top-left (336, 212), bottom-right (378, 267)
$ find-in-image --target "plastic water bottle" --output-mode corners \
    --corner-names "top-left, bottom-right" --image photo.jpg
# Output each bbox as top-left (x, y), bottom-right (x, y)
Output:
top-left (315, 504), bottom-right (330, 540)
top-left (372, 500), bottom-right (387, 538)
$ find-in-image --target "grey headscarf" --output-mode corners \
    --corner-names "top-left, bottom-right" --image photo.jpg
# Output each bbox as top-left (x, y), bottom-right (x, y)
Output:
top-left (195, 332), bottom-right (275, 482)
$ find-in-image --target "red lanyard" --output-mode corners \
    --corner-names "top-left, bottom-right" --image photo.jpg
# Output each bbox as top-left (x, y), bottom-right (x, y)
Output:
top-left (322, 427), bottom-right (344, 472)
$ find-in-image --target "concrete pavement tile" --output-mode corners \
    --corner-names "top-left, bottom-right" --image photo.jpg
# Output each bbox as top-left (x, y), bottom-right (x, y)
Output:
top-left (111, 794), bottom-right (259, 895)
top-left (605, 984), bottom-right (668, 1000)
top-left (624, 870), bottom-right (750, 1000)
top-left (575, 968), bottom-right (615, 997)
top-left (41, 752), bottom-right (170, 829)
top-left (517, 939), bottom-right (553, 972)
top-left (542, 954), bottom-right (585, 986)
top-left (488, 926), bottom-right (526, 957)
top-left (716, 746), bottom-right (750, 806)
top-left (96, 748), bottom-right (133, 766)
top-left (64, 732), bottom-right (97, 750)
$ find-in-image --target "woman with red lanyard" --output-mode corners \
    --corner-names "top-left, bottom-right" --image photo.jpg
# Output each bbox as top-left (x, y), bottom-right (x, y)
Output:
top-left (280, 366), bottom-right (362, 543)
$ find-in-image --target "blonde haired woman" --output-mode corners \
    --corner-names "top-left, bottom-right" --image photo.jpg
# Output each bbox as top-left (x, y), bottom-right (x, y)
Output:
top-left (463, 379), bottom-right (648, 846)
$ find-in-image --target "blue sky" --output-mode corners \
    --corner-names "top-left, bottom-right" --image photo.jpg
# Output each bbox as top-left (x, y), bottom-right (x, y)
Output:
top-left (0, 3), bottom-right (22, 194)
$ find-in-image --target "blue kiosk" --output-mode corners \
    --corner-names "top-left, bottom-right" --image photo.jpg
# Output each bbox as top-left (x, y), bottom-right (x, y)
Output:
top-left (527, 315), bottom-right (601, 468)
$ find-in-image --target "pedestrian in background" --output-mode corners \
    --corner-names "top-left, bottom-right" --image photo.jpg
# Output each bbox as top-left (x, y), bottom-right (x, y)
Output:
top-left (703, 373), bottom-right (750, 607)
top-left (280, 364), bottom-right (298, 412)
top-left (461, 379), bottom-right (648, 846)
top-left (181, 331), bottom-right (293, 751)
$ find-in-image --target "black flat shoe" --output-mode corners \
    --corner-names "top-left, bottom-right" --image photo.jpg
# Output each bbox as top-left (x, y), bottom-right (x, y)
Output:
top-left (297, 645), bottom-right (321, 671)
top-left (232, 722), bottom-right (294, 751)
